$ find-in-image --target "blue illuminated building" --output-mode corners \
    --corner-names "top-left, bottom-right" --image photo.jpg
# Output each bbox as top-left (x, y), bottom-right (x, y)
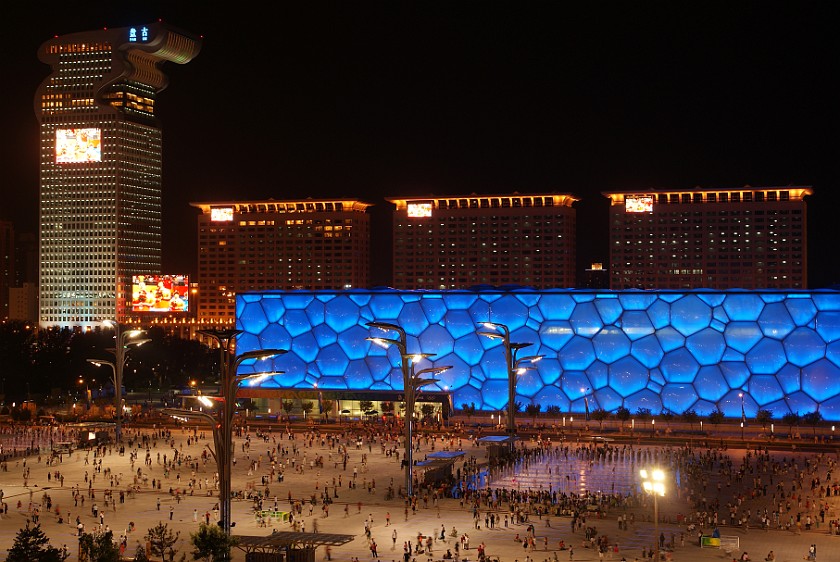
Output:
top-left (235, 288), bottom-right (840, 421)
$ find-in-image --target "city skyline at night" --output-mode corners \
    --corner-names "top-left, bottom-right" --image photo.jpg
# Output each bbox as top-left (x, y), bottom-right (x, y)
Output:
top-left (2, 2), bottom-right (836, 290)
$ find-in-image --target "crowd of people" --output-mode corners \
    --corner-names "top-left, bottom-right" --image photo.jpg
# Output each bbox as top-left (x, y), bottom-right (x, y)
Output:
top-left (0, 418), bottom-right (838, 561)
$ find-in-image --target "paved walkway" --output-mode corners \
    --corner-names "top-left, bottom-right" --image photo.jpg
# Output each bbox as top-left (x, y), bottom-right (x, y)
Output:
top-left (0, 424), bottom-right (837, 562)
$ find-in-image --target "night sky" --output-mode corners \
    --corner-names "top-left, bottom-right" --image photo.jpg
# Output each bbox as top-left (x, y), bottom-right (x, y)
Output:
top-left (3, 1), bottom-right (837, 287)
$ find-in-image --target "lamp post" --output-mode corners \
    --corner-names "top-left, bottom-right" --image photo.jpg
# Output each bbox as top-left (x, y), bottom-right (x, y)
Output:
top-left (739, 392), bottom-right (746, 439)
top-left (78, 377), bottom-right (91, 408)
top-left (97, 320), bottom-right (150, 443)
top-left (581, 387), bottom-right (591, 421)
top-left (640, 467), bottom-right (666, 561)
top-left (367, 321), bottom-right (451, 497)
top-left (478, 322), bottom-right (541, 450)
top-left (197, 328), bottom-right (288, 535)
top-left (86, 358), bottom-right (117, 420)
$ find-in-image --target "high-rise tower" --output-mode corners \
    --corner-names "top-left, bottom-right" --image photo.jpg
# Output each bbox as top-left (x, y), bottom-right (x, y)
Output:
top-left (35, 23), bottom-right (201, 329)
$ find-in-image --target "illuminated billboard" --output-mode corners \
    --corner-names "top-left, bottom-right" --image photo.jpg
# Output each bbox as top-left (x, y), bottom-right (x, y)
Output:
top-left (407, 203), bottom-right (433, 218)
top-left (131, 275), bottom-right (189, 312)
top-left (56, 128), bottom-right (102, 163)
top-left (211, 207), bottom-right (234, 222)
top-left (625, 195), bottom-right (653, 213)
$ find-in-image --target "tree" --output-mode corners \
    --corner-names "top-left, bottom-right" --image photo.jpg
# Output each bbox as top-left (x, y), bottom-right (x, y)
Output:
top-left (590, 408), bottom-right (609, 431)
top-left (461, 402), bottom-right (476, 420)
top-left (134, 545), bottom-right (151, 561)
top-left (421, 403), bottom-right (436, 419)
top-left (524, 403), bottom-right (542, 423)
top-left (682, 409), bottom-right (699, 431)
top-left (755, 409), bottom-right (773, 431)
top-left (321, 399), bottom-right (334, 418)
top-left (708, 409), bottom-right (725, 426)
top-left (782, 411), bottom-right (801, 436)
top-left (301, 401), bottom-right (315, 418)
top-left (79, 531), bottom-right (120, 562)
top-left (803, 411), bottom-right (823, 435)
top-left (11, 407), bottom-right (32, 422)
top-left (6, 523), bottom-right (68, 562)
top-left (379, 401), bottom-right (393, 414)
top-left (281, 400), bottom-right (294, 417)
top-left (635, 407), bottom-right (651, 421)
top-left (615, 406), bottom-right (630, 429)
top-left (190, 523), bottom-right (239, 561)
top-left (359, 400), bottom-right (374, 413)
top-left (545, 405), bottom-right (561, 418)
top-left (145, 523), bottom-right (180, 560)
top-left (661, 410), bottom-right (674, 428)
top-left (237, 398), bottom-right (258, 414)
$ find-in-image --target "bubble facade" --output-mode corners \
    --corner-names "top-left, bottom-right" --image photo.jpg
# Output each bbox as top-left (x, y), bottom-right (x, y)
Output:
top-left (235, 288), bottom-right (840, 421)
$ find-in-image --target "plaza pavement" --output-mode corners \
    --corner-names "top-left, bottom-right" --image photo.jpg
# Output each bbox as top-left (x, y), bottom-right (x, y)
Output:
top-left (0, 423), bottom-right (837, 562)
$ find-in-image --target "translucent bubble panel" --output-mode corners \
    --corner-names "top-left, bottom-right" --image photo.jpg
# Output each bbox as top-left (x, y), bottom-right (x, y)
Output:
top-left (237, 288), bottom-right (840, 420)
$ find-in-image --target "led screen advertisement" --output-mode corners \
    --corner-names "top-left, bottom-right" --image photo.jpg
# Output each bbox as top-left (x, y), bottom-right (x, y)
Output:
top-left (211, 207), bottom-right (234, 221)
top-left (131, 275), bottom-right (189, 312)
top-left (625, 195), bottom-right (653, 213)
top-left (407, 203), bottom-right (433, 217)
top-left (55, 128), bottom-right (102, 163)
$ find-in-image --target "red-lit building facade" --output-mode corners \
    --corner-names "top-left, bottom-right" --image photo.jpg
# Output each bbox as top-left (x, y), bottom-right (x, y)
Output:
top-left (388, 193), bottom-right (577, 289)
top-left (191, 199), bottom-right (372, 325)
top-left (605, 186), bottom-right (811, 290)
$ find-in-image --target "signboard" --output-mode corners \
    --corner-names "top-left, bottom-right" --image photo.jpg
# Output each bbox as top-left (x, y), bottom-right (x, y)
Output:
top-left (128, 26), bottom-right (150, 43)
top-left (55, 128), bottom-right (101, 163)
top-left (625, 195), bottom-right (653, 213)
top-left (131, 274), bottom-right (189, 312)
top-left (407, 203), bottom-right (433, 218)
top-left (700, 537), bottom-right (720, 548)
top-left (211, 207), bottom-right (234, 222)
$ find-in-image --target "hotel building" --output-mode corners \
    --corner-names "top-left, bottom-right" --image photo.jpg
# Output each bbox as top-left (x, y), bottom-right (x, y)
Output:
top-left (191, 199), bottom-right (373, 325)
top-left (604, 186), bottom-right (811, 290)
top-left (35, 23), bottom-right (201, 329)
top-left (388, 193), bottom-right (577, 289)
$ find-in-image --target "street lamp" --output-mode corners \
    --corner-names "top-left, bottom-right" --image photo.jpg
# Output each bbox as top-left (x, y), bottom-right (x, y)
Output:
top-left (366, 321), bottom-right (451, 497)
top-left (86, 358), bottom-right (116, 415)
top-left (196, 328), bottom-right (288, 535)
top-left (640, 467), bottom-right (666, 561)
top-left (478, 322), bottom-right (541, 449)
top-left (581, 387), bottom-right (591, 421)
top-left (739, 392), bottom-right (746, 438)
top-left (78, 377), bottom-right (91, 407)
top-left (96, 320), bottom-right (150, 443)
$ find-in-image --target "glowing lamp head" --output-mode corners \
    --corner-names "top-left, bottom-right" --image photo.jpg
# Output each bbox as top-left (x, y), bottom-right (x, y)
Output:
top-left (640, 468), bottom-right (666, 496)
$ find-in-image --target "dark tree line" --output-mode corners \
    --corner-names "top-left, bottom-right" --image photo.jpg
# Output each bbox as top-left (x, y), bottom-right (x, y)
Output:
top-left (0, 322), bottom-right (214, 402)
